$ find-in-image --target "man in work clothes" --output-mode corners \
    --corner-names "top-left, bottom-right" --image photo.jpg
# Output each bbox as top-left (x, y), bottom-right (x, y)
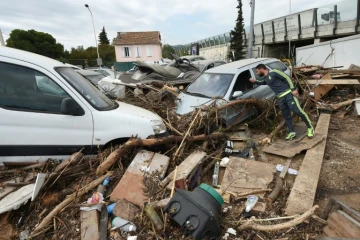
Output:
top-left (249, 64), bottom-right (314, 140)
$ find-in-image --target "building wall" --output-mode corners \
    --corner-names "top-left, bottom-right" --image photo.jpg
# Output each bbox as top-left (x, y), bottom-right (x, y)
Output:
top-left (296, 34), bottom-right (360, 69)
top-left (115, 44), bottom-right (162, 62)
top-left (199, 44), bottom-right (230, 61)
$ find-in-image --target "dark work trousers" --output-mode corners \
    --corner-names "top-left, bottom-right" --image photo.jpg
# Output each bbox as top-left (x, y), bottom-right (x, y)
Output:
top-left (277, 93), bottom-right (313, 132)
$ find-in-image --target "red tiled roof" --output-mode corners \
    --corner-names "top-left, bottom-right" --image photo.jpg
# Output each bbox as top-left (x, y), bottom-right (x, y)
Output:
top-left (114, 31), bottom-right (161, 45)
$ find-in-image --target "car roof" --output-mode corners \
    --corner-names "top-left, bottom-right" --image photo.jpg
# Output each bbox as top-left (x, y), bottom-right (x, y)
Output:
top-left (206, 58), bottom-right (275, 74)
top-left (181, 55), bottom-right (205, 60)
top-left (192, 60), bottom-right (225, 65)
top-left (0, 46), bottom-right (71, 70)
top-left (77, 69), bottom-right (103, 76)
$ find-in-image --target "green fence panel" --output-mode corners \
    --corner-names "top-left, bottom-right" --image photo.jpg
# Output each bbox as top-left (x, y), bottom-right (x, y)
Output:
top-left (114, 62), bottom-right (136, 72)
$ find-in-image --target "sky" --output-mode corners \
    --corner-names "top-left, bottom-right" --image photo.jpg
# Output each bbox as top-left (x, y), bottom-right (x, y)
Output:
top-left (0, 0), bottom-right (356, 50)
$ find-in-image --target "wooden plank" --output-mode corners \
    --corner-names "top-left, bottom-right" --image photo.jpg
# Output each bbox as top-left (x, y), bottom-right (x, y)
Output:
top-left (80, 210), bottom-right (100, 240)
top-left (313, 73), bottom-right (334, 100)
top-left (279, 159), bottom-right (292, 179)
top-left (307, 80), bottom-right (360, 85)
top-left (110, 150), bottom-right (170, 206)
top-left (262, 134), bottom-right (324, 158)
top-left (322, 198), bottom-right (360, 223)
top-left (323, 225), bottom-right (344, 237)
top-left (220, 157), bottom-right (275, 196)
top-left (331, 210), bottom-right (360, 238)
top-left (327, 212), bottom-right (354, 238)
top-left (285, 114), bottom-right (331, 215)
top-left (162, 151), bottom-right (206, 187)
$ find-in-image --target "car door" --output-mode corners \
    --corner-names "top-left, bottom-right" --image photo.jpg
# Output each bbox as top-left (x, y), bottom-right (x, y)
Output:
top-left (0, 59), bottom-right (94, 164)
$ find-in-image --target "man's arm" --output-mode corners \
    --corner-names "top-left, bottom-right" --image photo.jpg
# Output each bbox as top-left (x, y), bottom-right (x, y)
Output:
top-left (249, 78), bottom-right (266, 85)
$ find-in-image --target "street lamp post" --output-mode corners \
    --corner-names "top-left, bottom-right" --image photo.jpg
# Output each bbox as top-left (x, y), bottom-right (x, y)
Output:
top-left (247, 0), bottom-right (255, 58)
top-left (85, 4), bottom-right (101, 67)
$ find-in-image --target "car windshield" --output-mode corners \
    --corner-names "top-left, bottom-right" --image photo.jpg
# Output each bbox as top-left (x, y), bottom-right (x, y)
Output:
top-left (86, 74), bottom-right (105, 84)
top-left (192, 64), bottom-right (205, 72)
top-left (56, 67), bottom-right (116, 111)
top-left (185, 73), bottom-right (234, 98)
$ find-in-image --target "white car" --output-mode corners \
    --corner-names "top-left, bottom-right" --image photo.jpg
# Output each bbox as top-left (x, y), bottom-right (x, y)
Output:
top-left (0, 47), bottom-right (167, 165)
top-left (176, 58), bottom-right (291, 126)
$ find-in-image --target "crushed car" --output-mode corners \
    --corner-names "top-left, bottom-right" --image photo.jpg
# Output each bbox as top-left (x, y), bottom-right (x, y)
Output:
top-left (175, 58), bottom-right (291, 126)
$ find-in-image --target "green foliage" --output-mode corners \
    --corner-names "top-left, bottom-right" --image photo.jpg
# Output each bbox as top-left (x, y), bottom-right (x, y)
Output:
top-left (98, 26), bottom-right (110, 45)
top-left (229, 0), bottom-right (246, 61)
top-left (6, 29), bottom-right (65, 59)
top-left (68, 45), bottom-right (115, 68)
top-left (162, 44), bottom-right (175, 59)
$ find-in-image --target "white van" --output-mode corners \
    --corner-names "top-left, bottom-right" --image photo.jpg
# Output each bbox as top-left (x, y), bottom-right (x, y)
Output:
top-left (0, 47), bottom-right (167, 165)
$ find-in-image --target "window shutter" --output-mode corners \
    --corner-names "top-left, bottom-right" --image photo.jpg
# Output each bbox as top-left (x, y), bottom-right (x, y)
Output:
top-left (137, 46), bottom-right (141, 57)
top-left (149, 46), bottom-right (152, 56)
top-left (129, 47), bottom-right (132, 57)
top-left (147, 46), bottom-right (152, 57)
top-left (122, 47), bottom-right (125, 57)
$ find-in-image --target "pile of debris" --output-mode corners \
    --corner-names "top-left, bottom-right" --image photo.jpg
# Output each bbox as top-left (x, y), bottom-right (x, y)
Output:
top-left (1, 68), bottom-right (360, 240)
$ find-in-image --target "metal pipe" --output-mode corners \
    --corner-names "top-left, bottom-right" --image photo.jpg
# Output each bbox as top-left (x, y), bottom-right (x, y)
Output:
top-left (85, 4), bottom-right (100, 67)
top-left (247, 0), bottom-right (255, 58)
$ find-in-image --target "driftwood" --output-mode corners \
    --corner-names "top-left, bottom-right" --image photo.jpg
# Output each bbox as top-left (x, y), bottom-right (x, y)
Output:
top-left (54, 151), bottom-right (84, 173)
top-left (96, 132), bottom-right (227, 176)
top-left (259, 120), bottom-right (285, 145)
top-left (41, 188), bottom-right (75, 207)
top-left (323, 98), bottom-right (360, 110)
top-left (30, 172), bottom-right (113, 236)
top-left (266, 177), bottom-right (283, 203)
top-left (237, 205), bottom-right (319, 232)
top-left (216, 99), bottom-right (262, 111)
top-left (0, 161), bottom-right (47, 175)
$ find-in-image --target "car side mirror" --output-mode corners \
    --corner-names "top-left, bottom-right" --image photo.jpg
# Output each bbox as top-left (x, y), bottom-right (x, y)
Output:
top-left (232, 91), bottom-right (243, 99)
top-left (61, 98), bottom-right (84, 116)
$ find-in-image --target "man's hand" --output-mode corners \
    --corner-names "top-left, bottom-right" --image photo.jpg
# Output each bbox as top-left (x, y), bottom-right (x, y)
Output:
top-left (249, 78), bottom-right (256, 83)
top-left (292, 89), bottom-right (299, 97)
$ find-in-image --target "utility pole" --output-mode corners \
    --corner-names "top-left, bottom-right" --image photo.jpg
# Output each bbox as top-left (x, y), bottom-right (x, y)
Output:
top-left (0, 29), bottom-right (5, 46)
top-left (247, 0), bottom-right (255, 58)
top-left (85, 4), bottom-right (101, 67)
top-left (289, 0), bottom-right (291, 59)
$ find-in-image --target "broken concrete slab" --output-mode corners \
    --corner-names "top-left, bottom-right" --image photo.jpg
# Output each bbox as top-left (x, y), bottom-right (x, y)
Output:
top-left (220, 157), bottom-right (275, 196)
top-left (162, 151), bottom-right (206, 189)
top-left (113, 199), bottom-right (139, 222)
top-left (285, 114), bottom-right (331, 216)
top-left (262, 134), bottom-right (324, 158)
top-left (110, 150), bottom-right (170, 206)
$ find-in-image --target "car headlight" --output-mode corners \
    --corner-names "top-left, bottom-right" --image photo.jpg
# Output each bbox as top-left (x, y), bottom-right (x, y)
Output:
top-left (150, 120), bottom-right (167, 135)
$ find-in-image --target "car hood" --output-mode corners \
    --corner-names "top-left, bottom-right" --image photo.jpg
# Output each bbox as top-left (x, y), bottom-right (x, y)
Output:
top-left (115, 100), bottom-right (162, 120)
top-left (175, 92), bottom-right (226, 115)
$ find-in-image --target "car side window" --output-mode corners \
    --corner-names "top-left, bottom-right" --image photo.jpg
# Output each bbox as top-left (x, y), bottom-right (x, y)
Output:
top-left (232, 69), bottom-right (252, 94)
top-left (0, 62), bottom-right (72, 114)
top-left (267, 61), bottom-right (288, 72)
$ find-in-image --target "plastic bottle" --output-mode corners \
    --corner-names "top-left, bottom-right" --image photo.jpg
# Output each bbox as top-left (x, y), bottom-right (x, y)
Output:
top-left (107, 202), bottom-right (116, 214)
top-left (103, 177), bottom-right (110, 186)
top-left (144, 204), bottom-right (163, 231)
top-left (111, 217), bottom-right (136, 232)
top-left (245, 195), bottom-right (258, 212)
top-left (97, 177), bottom-right (110, 195)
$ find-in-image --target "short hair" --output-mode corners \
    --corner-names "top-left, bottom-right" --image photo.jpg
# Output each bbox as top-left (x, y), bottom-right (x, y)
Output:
top-left (255, 64), bottom-right (267, 70)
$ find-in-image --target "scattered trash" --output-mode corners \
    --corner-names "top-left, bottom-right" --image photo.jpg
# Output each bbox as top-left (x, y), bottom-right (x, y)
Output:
top-left (245, 195), bottom-right (259, 212)
top-left (0, 184), bottom-right (35, 214)
top-left (165, 183), bottom-right (223, 240)
top-left (144, 204), bottom-right (163, 232)
top-left (19, 230), bottom-right (29, 240)
top-left (220, 157), bottom-right (230, 166)
top-left (111, 217), bottom-right (137, 232)
top-left (276, 164), bottom-right (298, 175)
top-left (226, 228), bottom-right (237, 235)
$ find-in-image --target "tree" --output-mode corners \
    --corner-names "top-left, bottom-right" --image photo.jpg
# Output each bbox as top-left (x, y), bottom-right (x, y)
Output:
top-left (162, 44), bottom-right (175, 59)
top-left (98, 26), bottom-right (110, 45)
top-left (6, 29), bottom-right (64, 59)
top-left (229, 0), bottom-right (246, 61)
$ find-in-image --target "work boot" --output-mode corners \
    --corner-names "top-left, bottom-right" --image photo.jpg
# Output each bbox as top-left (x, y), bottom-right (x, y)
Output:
top-left (285, 132), bottom-right (296, 141)
top-left (307, 128), bottom-right (315, 138)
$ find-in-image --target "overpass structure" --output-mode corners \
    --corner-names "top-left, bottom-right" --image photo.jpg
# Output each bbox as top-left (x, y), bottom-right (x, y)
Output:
top-left (173, 0), bottom-right (360, 61)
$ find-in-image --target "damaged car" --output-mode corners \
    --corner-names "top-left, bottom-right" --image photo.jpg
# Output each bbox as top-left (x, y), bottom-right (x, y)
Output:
top-left (115, 56), bottom-right (224, 88)
top-left (175, 58), bottom-right (290, 126)
top-left (0, 47), bottom-right (167, 165)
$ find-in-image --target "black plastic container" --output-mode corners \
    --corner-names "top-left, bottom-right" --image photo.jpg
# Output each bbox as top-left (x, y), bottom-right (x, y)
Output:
top-left (164, 183), bottom-right (224, 240)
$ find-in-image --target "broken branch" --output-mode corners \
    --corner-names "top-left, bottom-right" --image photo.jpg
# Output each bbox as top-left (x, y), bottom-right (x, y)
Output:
top-left (30, 171), bottom-right (113, 236)
top-left (237, 205), bottom-right (319, 232)
top-left (97, 132), bottom-right (227, 175)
